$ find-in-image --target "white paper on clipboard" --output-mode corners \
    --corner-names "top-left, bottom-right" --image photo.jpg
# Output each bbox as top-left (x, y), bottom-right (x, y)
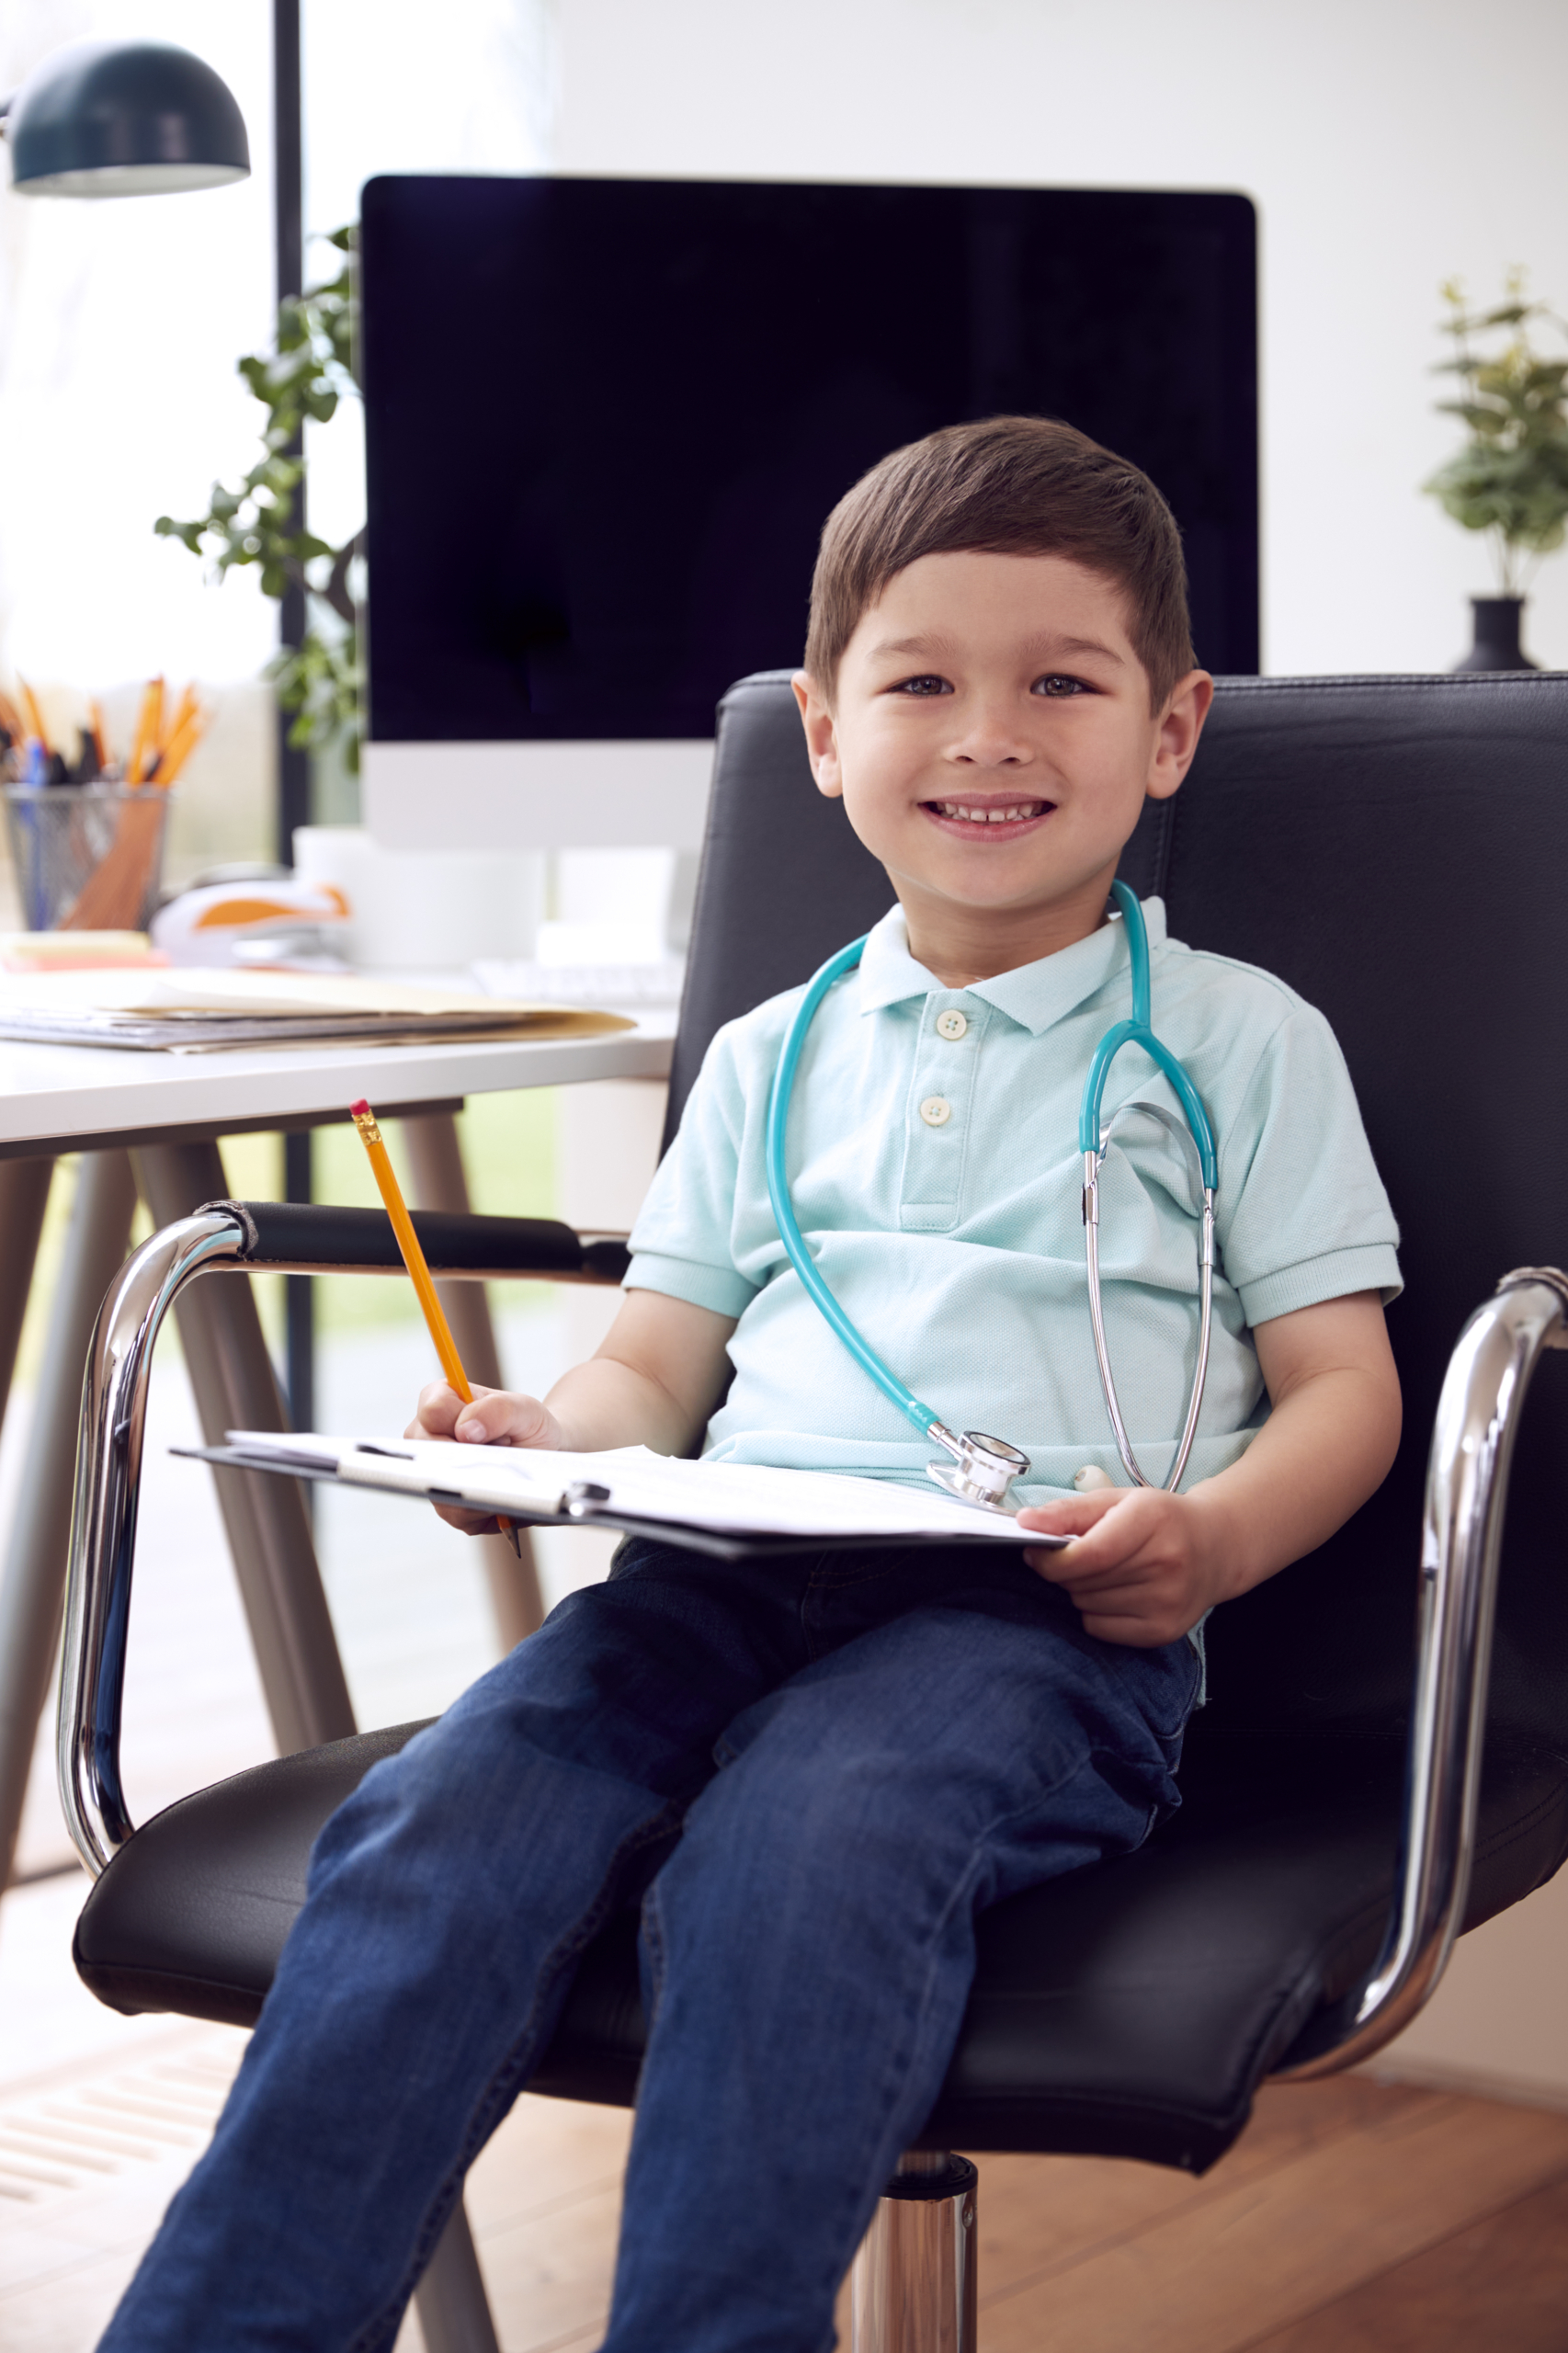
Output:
top-left (203, 1433), bottom-right (1067, 1552)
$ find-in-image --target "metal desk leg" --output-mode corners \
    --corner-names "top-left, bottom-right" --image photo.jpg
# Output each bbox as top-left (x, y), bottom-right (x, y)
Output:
top-left (401, 1111), bottom-right (545, 1649)
top-left (132, 1142), bottom-right (356, 1756)
top-left (0, 1152), bottom-right (137, 1890)
top-left (0, 1157), bottom-right (54, 1438)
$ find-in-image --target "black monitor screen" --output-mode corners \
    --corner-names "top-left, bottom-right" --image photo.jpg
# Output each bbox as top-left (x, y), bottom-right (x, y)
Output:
top-left (360, 176), bottom-right (1257, 743)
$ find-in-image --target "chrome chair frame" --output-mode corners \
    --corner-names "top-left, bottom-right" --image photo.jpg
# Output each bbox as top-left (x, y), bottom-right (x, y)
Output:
top-left (54, 1203), bottom-right (1568, 2351)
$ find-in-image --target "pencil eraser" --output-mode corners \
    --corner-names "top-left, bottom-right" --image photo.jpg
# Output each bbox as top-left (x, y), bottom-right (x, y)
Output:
top-left (349, 1097), bottom-right (370, 1118)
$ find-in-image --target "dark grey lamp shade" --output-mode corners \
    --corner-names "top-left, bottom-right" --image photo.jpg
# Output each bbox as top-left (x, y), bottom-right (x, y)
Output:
top-left (3, 40), bottom-right (249, 198)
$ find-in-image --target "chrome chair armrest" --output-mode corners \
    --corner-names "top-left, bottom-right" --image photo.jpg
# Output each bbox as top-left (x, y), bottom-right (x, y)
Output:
top-left (56, 1199), bottom-right (626, 1880)
top-left (1277, 1265), bottom-right (1568, 2077)
top-left (58, 1209), bottom-right (251, 1878)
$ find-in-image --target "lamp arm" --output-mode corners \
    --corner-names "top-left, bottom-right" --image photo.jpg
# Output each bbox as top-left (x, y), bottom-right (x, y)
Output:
top-left (57, 1210), bottom-right (247, 1878)
top-left (1274, 1265), bottom-right (1568, 2078)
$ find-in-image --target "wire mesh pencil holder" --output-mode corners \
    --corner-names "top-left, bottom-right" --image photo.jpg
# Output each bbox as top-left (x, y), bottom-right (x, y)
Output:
top-left (3, 784), bottom-right (173, 932)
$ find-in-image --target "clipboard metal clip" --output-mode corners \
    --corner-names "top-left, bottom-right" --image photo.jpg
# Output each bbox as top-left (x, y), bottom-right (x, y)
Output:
top-left (562, 1480), bottom-right (613, 1519)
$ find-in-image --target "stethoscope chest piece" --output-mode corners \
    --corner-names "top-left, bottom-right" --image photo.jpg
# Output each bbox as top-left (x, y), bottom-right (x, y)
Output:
top-left (926, 1427), bottom-right (1031, 1512)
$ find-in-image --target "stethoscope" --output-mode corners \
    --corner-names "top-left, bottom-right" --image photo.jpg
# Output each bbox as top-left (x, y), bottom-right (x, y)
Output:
top-left (766, 881), bottom-right (1218, 1513)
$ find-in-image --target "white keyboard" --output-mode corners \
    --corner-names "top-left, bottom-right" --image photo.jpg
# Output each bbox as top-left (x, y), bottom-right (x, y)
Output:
top-left (472, 958), bottom-right (687, 1008)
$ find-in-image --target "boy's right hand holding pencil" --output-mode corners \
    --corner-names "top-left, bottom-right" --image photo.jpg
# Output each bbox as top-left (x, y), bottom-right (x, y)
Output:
top-left (404, 1289), bottom-right (739, 1538)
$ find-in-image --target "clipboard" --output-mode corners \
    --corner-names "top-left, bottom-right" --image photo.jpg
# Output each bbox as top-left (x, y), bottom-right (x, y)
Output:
top-left (176, 1434), bottom-right (1069, 1563)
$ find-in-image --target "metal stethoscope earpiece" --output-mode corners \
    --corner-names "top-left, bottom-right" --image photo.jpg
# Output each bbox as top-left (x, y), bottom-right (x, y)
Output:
top-left (766, 882), bottom-right (1218, 1513)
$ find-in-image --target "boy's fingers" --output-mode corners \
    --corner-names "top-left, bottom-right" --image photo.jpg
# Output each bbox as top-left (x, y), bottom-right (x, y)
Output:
top-left (1016, 1494), bottom-right (1123, 1539)
top-left (452, 1389), bottom-right (550, 1447)
top-left (1078, 1610), bottom-right (1182, 1648)
top-left (404, 1380), bottom-right (467, 1440)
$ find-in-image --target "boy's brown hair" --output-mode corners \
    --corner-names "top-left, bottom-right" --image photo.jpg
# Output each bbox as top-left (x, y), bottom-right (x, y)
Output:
top-left (803, 415), bottom-right (1196, 710)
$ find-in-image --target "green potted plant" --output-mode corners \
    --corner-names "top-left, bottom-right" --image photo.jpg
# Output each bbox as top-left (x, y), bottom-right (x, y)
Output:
top-left (1424, 270), bottom-right (1568, 670)
top-left (155, 225), bottom-right (364, 775)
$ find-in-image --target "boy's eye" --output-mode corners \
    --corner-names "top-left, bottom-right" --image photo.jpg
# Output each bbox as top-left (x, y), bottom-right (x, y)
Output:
top-left (889, 675), bottom-right (953, 697)
top-left (1032, 674), bottom-right (1089, 698)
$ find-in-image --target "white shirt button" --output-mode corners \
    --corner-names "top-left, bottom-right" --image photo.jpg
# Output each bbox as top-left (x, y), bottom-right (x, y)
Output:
top-left (919, 1096), bottom-right (953, 1127)
top-left (936, 1008), bottom-right (968, 1040)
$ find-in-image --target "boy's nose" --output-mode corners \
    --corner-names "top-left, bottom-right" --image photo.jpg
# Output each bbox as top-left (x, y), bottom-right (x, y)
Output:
top-left (949, 716), bottom-right (1035, 767)
top-left (941, 691), bottom-right (1040, 767)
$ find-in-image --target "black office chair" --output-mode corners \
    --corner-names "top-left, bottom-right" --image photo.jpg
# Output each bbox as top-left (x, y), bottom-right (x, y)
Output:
top-left (57, 671), bottom-right (1568, 2352)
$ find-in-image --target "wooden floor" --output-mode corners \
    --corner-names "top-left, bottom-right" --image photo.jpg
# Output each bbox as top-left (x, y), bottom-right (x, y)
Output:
top-left (431, 2067), bottom-right (1568, 2351)
top-left (8, 1995), bottom-right (1568, 2353)
top-left (971, 2074), bottom-right (1568, 2352)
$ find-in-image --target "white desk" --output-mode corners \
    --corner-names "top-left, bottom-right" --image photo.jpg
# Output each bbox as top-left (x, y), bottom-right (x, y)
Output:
top-left (0, 1015), bottom-right (676, 1891)
top-left (0, 1015), bottom-right (676, 1157)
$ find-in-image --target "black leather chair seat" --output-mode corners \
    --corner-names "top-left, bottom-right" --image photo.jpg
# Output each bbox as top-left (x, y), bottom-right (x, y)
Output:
top-left (74, 1713), bottom-right (1568, 2176)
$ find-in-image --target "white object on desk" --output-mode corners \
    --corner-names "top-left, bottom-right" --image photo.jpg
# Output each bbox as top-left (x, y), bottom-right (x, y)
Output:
top-left (361, 742), bottom-right (712, 854)
top-left (150, 878), bottom-right (351, 968)
top-left (473, 959), bottom-right (685, 1009)
top-left (292, 825), bottom-right (545, 970)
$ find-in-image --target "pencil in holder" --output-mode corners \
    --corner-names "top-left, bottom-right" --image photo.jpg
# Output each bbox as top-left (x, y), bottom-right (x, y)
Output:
top-left (3, 783), bottom-right (174, 933)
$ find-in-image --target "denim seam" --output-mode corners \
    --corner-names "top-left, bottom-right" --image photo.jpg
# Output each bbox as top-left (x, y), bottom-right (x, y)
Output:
top-left (641, 1876), bottom-right (671, 2029)
top-left (809, 1746), bottom-right (1145, 2310)
top-left (350, 1799), bottom-right (684, 2353)
top-left (808, 1837), bottom-right (994, 2308)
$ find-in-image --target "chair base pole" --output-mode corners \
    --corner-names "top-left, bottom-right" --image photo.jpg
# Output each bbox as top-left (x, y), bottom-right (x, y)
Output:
top-left (851, 2153), bottom-right (978, 2353)
top-left (414, 2201), bottom-right (501, 2353)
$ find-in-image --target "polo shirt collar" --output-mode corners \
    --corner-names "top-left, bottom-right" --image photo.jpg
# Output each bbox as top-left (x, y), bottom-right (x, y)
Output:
top-left (856, 896), bottom-right (1167, 1038)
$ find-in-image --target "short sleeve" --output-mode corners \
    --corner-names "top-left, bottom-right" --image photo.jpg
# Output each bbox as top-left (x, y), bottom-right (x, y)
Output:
top-left (624, 1024), bottom-right (762, 1321)
top-left (1216, 1003), bottom-right (1402, 1326)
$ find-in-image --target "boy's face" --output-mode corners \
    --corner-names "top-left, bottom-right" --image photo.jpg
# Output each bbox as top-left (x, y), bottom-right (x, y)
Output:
top-left (793, 551), bottom-right (1210, 978)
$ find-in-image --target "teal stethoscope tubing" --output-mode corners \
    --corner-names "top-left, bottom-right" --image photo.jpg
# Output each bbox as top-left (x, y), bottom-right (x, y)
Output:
top-left (1079, 882), bottom-right (1217, 1187)
top-left (765, 935), bottom-right (945, 1438)
top-left (765, 881), bottom-right (1219, 1494)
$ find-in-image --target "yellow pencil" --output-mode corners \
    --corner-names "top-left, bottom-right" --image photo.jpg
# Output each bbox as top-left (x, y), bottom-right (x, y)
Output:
top-left (126, 676), bottom-right (163, 786)
top-left (153, 706), bottom-right (204, 786)
top-left (349, 1097), bottom-right (523, 1555)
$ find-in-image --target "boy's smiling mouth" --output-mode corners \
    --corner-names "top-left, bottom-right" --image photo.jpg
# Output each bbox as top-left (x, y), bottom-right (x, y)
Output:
top-left (920, 793), bottom-right (1055, 835)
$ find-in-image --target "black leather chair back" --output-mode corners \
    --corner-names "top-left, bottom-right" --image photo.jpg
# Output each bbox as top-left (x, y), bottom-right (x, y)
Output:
top-left (669, 670), bottom-right (1568, 1751)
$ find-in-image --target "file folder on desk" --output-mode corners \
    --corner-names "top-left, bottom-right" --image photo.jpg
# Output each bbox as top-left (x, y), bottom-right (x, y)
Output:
top-left (180, 1435), bottom-right (1067, 1561)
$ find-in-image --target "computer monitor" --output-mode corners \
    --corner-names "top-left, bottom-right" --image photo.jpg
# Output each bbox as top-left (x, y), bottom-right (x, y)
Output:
top-left (359, 175), bottom-right (1257, 852)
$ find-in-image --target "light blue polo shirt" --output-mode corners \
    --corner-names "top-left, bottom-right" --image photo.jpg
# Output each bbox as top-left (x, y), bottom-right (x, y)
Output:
top-left (626, 898), bottom-right (1401, 1503)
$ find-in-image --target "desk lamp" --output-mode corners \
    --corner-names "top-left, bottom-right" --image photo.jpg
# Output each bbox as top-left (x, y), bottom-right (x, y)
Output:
top-left (0, 38), bottom-right (249, 197)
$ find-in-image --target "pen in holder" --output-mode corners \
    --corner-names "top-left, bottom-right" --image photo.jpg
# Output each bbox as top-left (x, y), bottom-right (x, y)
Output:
top-left (3, 782), bottom-right (175, 933)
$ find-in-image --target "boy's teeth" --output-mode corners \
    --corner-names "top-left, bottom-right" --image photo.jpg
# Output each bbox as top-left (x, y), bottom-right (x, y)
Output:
top-left (935, 801), bottom-right (1044, 823)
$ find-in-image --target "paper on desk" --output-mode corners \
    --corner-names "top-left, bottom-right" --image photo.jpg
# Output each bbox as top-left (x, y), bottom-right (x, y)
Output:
top-left (219, 1433), bottom-right (1062, 1548)
top-left (0, 965), bottom-right (634, 1050)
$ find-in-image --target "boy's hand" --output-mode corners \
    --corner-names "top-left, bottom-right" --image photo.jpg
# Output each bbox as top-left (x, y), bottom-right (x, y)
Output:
top-left (403, 1381), bottom-right (568, 1537)
top-left (1018, 1294), bottom-right (1403, 1645)
top-left (1017, 1489), bottom-right (1233, 1647)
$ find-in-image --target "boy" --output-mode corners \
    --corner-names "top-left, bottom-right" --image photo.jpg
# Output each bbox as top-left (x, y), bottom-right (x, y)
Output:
top-left (102, 418), bottom-right (1401, 2352)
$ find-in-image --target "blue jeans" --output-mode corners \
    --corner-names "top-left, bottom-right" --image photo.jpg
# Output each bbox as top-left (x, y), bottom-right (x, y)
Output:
top-left (100, 1537), bottom-right (1199, 2353)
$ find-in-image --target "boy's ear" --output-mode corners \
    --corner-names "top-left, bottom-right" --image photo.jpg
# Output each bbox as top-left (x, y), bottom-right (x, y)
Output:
top-left (1145, 669), bottom-right (1213, 802)
top-left (792, 670), bottom-right (845, 800)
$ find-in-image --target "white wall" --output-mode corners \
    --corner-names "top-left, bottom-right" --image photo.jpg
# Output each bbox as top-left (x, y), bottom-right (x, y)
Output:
top-left (550, 0), bottom-right (1568, 674)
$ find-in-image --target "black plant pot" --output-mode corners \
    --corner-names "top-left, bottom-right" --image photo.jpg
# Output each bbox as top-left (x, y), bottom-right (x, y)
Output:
top-left (1453, 596), bottom-right (1540, 672)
